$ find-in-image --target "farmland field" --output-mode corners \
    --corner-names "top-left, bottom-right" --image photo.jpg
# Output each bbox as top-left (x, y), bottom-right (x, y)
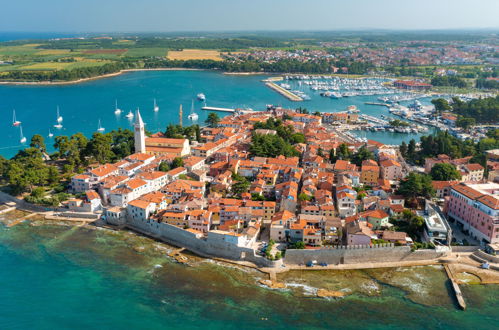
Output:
top-left (124, 48), bottom-right (168, 57)
top-left (35, 49), bottom-right (73, 55)
top-left (167, 49), bottom-right (223, 61)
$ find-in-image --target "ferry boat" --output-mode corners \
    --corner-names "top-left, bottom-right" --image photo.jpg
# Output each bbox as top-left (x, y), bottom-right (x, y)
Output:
top-left (12, 110), bottom-right (21, 127)
top-left (114, 100), bottom-right (121, 115)
top-left (56, 106), bottom-right (63, 123)
top-left (153, 99), bottom-right (159, 112)
top-left (197, 93), bottom-right (206, 101)
top-left (97, 119), bottom-right (105, 132)
top-left (188, 100), bottom-right (198, 121)
top-left (125, 110), bottom-right (134, 119)
top-left (19, 125), bottom-right (26, 144)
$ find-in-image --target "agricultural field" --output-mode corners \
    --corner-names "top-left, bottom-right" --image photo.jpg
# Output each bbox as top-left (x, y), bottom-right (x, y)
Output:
top-left (124, 48), bottom-right (168, 58)
top-left (167, 49), bottom-right (223, 61)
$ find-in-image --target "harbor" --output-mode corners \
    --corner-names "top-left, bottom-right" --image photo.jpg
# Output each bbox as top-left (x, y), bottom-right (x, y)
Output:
top-left (264, 81), bottom-right (304, 101)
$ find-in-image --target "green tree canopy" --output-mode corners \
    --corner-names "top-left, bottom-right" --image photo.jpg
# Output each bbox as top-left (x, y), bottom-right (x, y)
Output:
top-left (430, 163), bottom-right (461, 181)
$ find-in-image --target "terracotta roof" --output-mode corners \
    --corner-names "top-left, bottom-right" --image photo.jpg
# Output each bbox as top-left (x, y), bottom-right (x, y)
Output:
top-left (128, 199), bottom-right (152, 209)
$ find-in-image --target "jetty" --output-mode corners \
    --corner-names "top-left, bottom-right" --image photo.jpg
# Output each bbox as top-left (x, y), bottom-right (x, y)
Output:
top-left (365, 102), bottom-right (390, 107)
top-left (264, 82), bottom-right (303, 101)
top-left (202, 106), bottom-right (235, 113)
top-left (444, 264), bottom-right (466, 310)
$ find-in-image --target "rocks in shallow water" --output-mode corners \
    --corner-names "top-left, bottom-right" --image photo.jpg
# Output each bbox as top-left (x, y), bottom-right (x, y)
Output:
top-left (259, 279), bottom-right (286, 289)
top-left (134, 246), bottom-right (145, 252)
top-left (316, 289), bottom-right (346, 298)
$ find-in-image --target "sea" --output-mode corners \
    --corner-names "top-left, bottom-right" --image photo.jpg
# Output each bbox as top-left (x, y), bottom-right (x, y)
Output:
top-left (3, 70), bottom-right (493, 330)
top-left (0, 70), bottom-right (436, 159)
top-left (0, 212), bottom-right (498, 330)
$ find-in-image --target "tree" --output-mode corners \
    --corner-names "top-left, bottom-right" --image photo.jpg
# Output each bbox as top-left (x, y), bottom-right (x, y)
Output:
top-left (407, 139), bottom-right (417, 162)
top-left (397, 173), bottom-right (435, 200)
top-left (290, 241), bottom-right (305, 249)
top-left (431, 98), bottom-right (451, 114)
top-left (171, 157), bottom-right (184, 169)
top-left (159, 161), bottom-right (171, 172)
top-left (400, 141), bottom-right (408, 158)
top-left (329, 148), bottom-right (337, 163)
top-left (86, 133), bottom-right (114, 164)
top-left (205, 112), bottom-right (220, 128)
top-left (337, 143), bottom-right (352, 160)
top-left (298, 193), bottom-right (312, 201)
top-left (317, 147), bottom-right (324, 157)
top-left (456, 117), bottom-right (476, 130)
top-left (430, 163), bottom-right (461, 181)
top-left (30, 134), bottom-right (46, 152)
top-left (351, 145), bottom-right (374, 166)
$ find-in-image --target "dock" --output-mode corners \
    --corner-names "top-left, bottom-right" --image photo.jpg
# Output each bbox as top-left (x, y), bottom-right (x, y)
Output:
top-left (365, 102), bottom-right (390, 107)
top-left (201, 106), bottom-right (235, 113)
top-left (444, 264), bottom-right (466, 310)
top-left (264, 82), bottom-right (303, 101)
top-left (7, 212), bottom-right (38, 227)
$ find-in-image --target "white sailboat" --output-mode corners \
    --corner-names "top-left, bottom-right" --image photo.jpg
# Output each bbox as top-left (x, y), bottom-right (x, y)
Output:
top-left (48, 129), bottom-right (54, 138)
top-left (54, 107), bottom-right (63, 128)
top-left (12, 110), bottom-right (21, 127)
top-left (188, 99), bottom-right (198, 121)
top-left (126, 110), bottom-right (134, 119)
top-left (197, 93), bottom-right (206, 101)
top-left (19, 126), bottom-right (26, 144)
top-left (114, 99), bottom-right (121, 115)
top-left (56, 106), bottom-right (63, 123)
top-left (97, 119), bottom-right (105, 132)
top-left (153, 98), bottom-right (159, 112)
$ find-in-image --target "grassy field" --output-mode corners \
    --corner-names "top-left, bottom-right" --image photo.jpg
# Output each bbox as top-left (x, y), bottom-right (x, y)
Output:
top-left (35, 49), bottom-right (72, 56)
top-left (167, 49), bottom-right (223, 61)
top-left (124, 48), bottom-right (168, 57)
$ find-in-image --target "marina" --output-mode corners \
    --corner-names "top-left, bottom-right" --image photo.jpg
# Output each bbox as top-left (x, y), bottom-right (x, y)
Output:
top-left (0, 70), bottom-right (454, 158)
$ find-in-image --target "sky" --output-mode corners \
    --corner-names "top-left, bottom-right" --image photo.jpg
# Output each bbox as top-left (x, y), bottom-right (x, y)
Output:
top-left (0, 0), bottom-right (498, 32)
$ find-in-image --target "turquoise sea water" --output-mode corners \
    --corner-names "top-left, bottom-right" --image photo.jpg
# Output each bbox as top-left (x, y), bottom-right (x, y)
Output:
top-left (0, 222), bottom-right (498, 330)
top-left (0, 70), bottom-right (433, 158)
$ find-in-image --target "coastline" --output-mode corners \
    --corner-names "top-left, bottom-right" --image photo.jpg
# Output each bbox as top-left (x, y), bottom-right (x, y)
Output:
top-left (0, 68), bottom-right (207, 86)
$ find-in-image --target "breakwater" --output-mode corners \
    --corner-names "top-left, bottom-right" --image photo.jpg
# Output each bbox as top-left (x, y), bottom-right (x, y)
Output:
top-left (264, 81), bottom-right (303, 101)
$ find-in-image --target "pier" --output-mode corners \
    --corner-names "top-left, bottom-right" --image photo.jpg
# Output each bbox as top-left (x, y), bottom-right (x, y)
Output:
top-left (264, 82), bottom-right (303, 101)
top-left (444, 264), bottom-right (467, 310)
top-left (201, 106), bottom-right (235, 113)
top-left (365, 102), bottom-right (390, 107)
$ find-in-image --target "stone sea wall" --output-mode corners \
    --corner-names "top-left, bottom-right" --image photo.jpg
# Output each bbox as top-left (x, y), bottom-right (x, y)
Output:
top-left (284, 244), bottom-right (448, 266)
top-left (126, 219), bottom-right (280, 268)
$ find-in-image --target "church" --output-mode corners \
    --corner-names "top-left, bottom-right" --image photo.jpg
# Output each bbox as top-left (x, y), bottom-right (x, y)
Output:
top-left (134, 110), bottom-right (191, 157)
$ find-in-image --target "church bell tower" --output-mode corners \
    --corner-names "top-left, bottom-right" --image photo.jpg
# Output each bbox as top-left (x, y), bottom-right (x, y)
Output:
top-left (134, 108), bottom-right (146, 153)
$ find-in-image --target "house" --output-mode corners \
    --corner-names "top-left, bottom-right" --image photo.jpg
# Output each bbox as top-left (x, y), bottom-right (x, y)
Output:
top-left (67, 190), bottom-right (102, 213)
top-left (346, 220), bottom-right (375, 246)
top-left (460, 163), bottom-right (484, 182)
top-left (379, 230), bottom-right (411, 245)
top-left (359, 209), bottom-right (390, 230)
top-left (432, 181), bottom-right (459, 199)
top-left (379, 159), bottom-right (403, 181)
top-left (418, 202), bottom-right (451, 244)
top-left (361, 160), bottom-right (380, 185)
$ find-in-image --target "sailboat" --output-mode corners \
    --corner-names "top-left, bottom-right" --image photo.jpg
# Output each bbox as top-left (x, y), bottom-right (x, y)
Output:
top-left (12, 110), bottom-right (21, 127)
top-left (19, 126), bottom-right (26, 144)
top-left (126, 110), bottom-right (134, 119)
top-left (97, 119), bottom-right (105, 132)
top-left (153, 98), bottom-right (159, 112)
top-left (114, 99), bottom-right (121, 115)
top-left (197, 93), bottom-right (206, 101)
top-left (97, 119), bottom-right (106, 133)
top-left (48, 129), bottom-right (54, 138)
top-left (188, 99), bottom-right (198, 121)
top-left (56, 106), bottom-right (63, 123)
